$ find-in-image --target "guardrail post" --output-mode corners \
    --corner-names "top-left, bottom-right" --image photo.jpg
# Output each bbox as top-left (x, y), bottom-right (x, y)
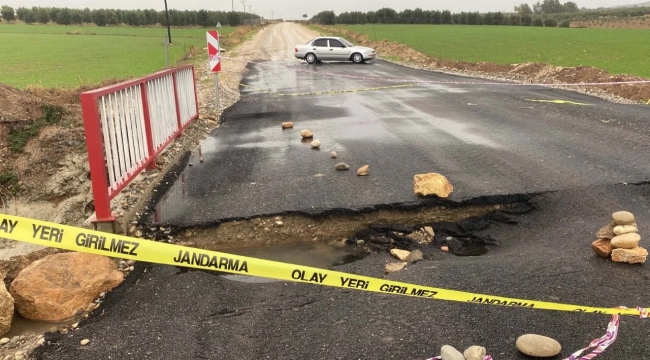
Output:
top-left (140, 84), bottom-right (157, 170)
top-left (80, 93), bottom-right (115, 231)
top-left (172, 72), bottom-right (183, 138)
top-left (191, 66), bottom-right (200, 116)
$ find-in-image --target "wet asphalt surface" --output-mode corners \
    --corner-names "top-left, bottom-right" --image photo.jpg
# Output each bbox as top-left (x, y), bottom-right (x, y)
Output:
top-left (152, 60), bottom-right (649, 226)
top-left (35, 60), bottom-right (650, 359)
top-left (36, 184), bottom-right (650, 359)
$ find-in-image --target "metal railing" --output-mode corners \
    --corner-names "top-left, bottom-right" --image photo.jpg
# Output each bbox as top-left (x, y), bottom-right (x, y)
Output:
top-left (80, 65), bottom-right (199, 223)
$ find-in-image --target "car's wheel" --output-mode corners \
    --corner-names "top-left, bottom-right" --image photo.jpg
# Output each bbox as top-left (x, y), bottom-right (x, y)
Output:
top-left (352, 53), bottom-right (364, 64)
top-left (305, 53), bottom-right (317, 64)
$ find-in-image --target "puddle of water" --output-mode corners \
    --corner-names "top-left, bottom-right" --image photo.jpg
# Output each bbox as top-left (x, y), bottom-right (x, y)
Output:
top-left (219, 241), bottom-right (363, 283)
top-left (4, 314), bottom-right (73, 338)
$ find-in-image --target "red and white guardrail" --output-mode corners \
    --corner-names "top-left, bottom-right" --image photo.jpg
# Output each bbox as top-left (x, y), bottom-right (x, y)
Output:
top-left (80, 65), bottom-right (199, 224)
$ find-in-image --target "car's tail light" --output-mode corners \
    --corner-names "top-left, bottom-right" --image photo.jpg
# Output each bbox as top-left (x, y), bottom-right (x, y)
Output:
top-left (295, 48), bottom-right (298, 52)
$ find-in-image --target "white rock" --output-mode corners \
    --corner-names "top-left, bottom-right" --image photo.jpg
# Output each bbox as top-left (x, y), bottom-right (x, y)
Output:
top-left (330, 151), bottom-right (337, 158)
top-left (80, 339), bottom-right (90, 346)
top-left (516, 334), bottom-right (561, 357)
top-left (310, 140), bottom-right (321, 149)
top-left (464, 346), bottom-right (487, 360)
top-left (0, 338), bottom-right (8, 345)
top-left (440, 345), bottom-right (465, 360)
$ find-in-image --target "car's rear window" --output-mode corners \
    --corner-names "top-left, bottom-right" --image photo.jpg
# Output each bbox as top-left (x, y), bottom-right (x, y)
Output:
top-left (313, 39), bottom-right (328, 47)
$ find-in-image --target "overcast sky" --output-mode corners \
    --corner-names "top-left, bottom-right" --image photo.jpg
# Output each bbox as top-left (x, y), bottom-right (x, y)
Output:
top-left (3, 0), bottom-right (637, 20)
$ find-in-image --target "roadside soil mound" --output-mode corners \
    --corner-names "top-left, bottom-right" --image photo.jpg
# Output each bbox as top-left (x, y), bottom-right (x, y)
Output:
top-left (321, 26), bottom-right (650, 104)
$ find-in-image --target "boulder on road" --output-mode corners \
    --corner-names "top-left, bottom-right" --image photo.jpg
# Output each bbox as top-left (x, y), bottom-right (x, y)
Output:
top-left (10, 252), bottom-right (123, 322)
top-left (413, 173), bottom-right (453, 198)
top-left (0, 275), bottom-right (14, 337)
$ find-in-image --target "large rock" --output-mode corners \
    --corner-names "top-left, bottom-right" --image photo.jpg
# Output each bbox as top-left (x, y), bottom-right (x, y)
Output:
top-left (612, 247), bottom-right (648, 264)
top-left (10, 253), bottom-right (123, 322)
top-left (406, 250), bottom-right (424, 263)
top-left (440, 345), bottom-right (465, 360)
top-left (300, 129), bottom-right (313, 138)
top-left (0, 275), bottom-right (14, 337)
top-left (591, 239), bottom-right (613, 258)
top-left (516, 334), bottom-right (561, 357)
top-left (413, 173), bottom-right (453, 198)
top-left (357, 165), bottom-right (370, 176)
top-left (281, 122), bottom-right (293, 129)
top-left (612, 211), bottom-right (635, 225)
top-left (384, 262), bottom-right (406, 274)
top-left (596, 222), bottom-right (616, 240)
top-left (611, 233), bottom-right (641, 249)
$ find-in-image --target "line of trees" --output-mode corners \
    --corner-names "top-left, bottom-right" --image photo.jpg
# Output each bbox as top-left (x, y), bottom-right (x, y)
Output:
top-left (313, 0), bottom-right (650, 27)
top-left (0, 6), bottom-right (258, 27)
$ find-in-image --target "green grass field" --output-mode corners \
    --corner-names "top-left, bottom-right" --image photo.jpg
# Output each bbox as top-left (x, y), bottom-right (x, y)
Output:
top-left (336, 25), bottom-right (650, 78)
top-left (0, 24), bottom-right (234, 88)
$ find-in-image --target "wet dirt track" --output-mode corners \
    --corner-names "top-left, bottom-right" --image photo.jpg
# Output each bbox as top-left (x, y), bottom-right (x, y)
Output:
top-left (153, 59), bottom-right (650, 226)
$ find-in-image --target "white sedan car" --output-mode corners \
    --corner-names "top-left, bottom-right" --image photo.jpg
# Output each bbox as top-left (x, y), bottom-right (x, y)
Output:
top-left (295, 37), bottom-right (376, 64)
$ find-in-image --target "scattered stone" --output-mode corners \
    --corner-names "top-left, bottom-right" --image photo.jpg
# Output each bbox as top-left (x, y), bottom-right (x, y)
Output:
top-left (596, 221), bottom-right (616, 240)
top-left (613, 223), bottom-right (638, 236)
top-left (423, 226), bottom-right (435, 238)
top-left (463, 346), bottom-right (487, 360)
top-left (126, 260), bottom-right (134, 266)
top-left (188, 163), bottom-right (194, 166)
top-left (612, 211), bottom-right (635, 225)
top-left (311, 140), bottom-right (321, 149)
top-left (384, 262), bottom-right (407, 274)
top-left (0, 338), bottom-right (8, 345)
top-left (357, 165), bottom-right (369, 176)
top-left (281, 122), bottom-right (294, 129)
top-left (516, 334), bottom-right (562, 358)
top-left (155, 156), bottom-right (166, 166)
top-left (10, 337), bottom-right (18, 344)
top-left (199, 156), bottom-right (205, 163)
top-left (335, 163), bottom-right (350, 170)
top-left (611, 233), bottom-right (641, 249)
top-left (3, 355), bottom-right (12, 360)
top-left (300, 129), bottom-right (313, 138)
top-left (135, 230), bottom-right (143, 238)
top-left (413, 173), bottom-right (453, 198)
top-left (612, 247), bottom-right (648, 264)
top-left (356, 240), bottom-right (365, 246)
top-left (128, 225), bottom-right (137, 235)
top-left (446, 236), bottom-right (453, 241)
top-left (37, 337), bottom-right (45, 346)
top-left (440, 345), bottom-right (465, 360)
top-left (330, 151), bottom-right (337, 158)
top-left (390, 249), bottom-right (411, 261)
top-left (10, 253), bottom-right (124, 322)
top-left (591, 239), bottom-right (613, 258)
top-left (0, 276), bottom-right (14, 337)
top-left (407, 231), bottom-right (429, 244)
top-left (80, 339), bottom-right (90, 346)
top-left (275, 221), bottom-right (284, 227)
top-left (441, 246), bottom-right (449, 252)
top-left (406, 250), bottom-right (424, 263)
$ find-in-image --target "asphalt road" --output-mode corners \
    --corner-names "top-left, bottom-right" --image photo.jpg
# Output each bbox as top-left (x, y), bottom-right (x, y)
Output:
top-left (34, 23), bottom-right (650, 360)
top-left (152, 58), bottom-right (650, 227)
top-left (35, 184), bottom-right (650, 359)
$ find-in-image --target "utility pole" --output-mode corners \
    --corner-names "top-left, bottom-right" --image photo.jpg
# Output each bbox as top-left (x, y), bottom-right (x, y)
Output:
top-left (241, 0), bottom-right (246, 13)
top-left (231, 0), bottom-right (234, 12)
top-left (271, 11), bottom-right (274, 20)
top-left (164, 0), bottom-right (172, 44)
top-left (249, 5), bottom-right (251, 14)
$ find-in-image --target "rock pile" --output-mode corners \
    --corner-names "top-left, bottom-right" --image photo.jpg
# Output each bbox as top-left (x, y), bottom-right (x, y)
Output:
top-left (592, 211), bottom-right (647, 264)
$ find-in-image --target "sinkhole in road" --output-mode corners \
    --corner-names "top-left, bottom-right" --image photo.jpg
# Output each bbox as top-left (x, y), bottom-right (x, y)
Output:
top-left (146, 201), bottom-right (535, 284)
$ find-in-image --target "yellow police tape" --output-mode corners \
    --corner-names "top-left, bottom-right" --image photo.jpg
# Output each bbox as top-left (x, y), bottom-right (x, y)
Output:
top-left (240, 83), bottom-right (416, 97)
top-left (525, 99), bottom-right (593, 106)
top-left (0, 214), bottom-right (644, 317)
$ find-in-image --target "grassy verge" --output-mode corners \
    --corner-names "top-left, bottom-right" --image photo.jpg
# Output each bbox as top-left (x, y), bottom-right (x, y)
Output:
top-left (0, 24), bottom-right (236, 88)
top-left (7, 105), bottom-right (65, 152)
top-left (327, 24), bottom-right (650, 78)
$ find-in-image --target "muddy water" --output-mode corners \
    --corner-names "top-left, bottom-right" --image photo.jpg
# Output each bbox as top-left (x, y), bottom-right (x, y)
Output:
top-left (218, 241), bottom-right (362, 283)
top-left (3, 314), bottom-right (73, 338)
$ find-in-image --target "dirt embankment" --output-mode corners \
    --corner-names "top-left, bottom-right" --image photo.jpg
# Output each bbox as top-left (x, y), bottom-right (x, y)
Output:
top-left (314, 26), bottom-right (650, 104)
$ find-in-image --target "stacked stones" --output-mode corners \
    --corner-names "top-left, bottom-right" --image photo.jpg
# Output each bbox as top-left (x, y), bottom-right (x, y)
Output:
top-left (592, 211), bottom-right (648, 264)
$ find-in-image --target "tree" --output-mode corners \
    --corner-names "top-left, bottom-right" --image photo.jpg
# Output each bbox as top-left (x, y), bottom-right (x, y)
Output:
top-left (533, 17), bottom-right (544, 26)
top-left (303, 14), bottom-right (307, 20)
top-left (227, 11), bottom-right (240, 26)
top-left (37, 8), bottom-right (50, 24)
top-left (316, 10), bottom-right (336, 25)
top-left (16, 7), bottom-right (29, 21)
top-left (441, 10), bottom-right (452, 24)
top-left (544, 18), bottom-right (558, 26)
top-left (106, 10), bottom-right (118, 25)
top-left (92, 9), bottom-right (107, 26)
top-left (532, 1), bottom-right (542, 14)
top-left (541, 0), bottom-right (564, 14)
top-left (1, 6), bottom-right (15, 21)
top-left (521, 14), bottom-right (533, 25)
top-left (563, 2), bottom-right (579, 12)
top-left (71, 10), bottom-right (83, 24)
top-left (56, 8), bottom-right (72, 25)
top-left (515, 3), bottom-right (534, 16)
